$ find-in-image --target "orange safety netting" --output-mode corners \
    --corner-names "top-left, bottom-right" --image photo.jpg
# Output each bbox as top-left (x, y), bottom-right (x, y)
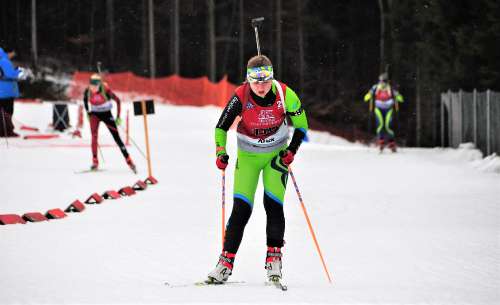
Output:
top-left (68, 72), bottom-right (237, 107)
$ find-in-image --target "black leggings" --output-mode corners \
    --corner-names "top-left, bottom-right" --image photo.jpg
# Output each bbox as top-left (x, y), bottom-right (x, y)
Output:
top-left (223, 193), bottom-right (285, 253)
top-left (89, 111), bottom-right (128, 159)
top-left (0, 98), bottom-right (15, 136)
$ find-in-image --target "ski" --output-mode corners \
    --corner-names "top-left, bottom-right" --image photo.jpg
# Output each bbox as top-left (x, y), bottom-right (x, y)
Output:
top-left (266, 276), bottom-right (287, 291)
top-left (165, 278), bottom-right (286, 290)
top-left (195, 279), bottom-right (246, 287)
top-left (74, 168), bottom-right (106, 174)
top-left (164, 280), bottom-right (245, 288)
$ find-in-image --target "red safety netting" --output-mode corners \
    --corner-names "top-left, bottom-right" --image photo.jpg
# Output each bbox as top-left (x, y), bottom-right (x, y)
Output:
top-left (68, 72), bottom-right (237, 107)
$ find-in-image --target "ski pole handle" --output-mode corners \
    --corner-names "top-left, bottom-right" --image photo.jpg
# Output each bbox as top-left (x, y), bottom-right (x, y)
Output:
top-left (288, 166), bottom-right (333, 283)
top-left (251, 17), bottom-right (264, 28)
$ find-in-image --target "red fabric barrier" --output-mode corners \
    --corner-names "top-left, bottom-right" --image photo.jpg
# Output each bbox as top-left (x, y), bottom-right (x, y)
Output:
top-left (20, 126), bottom-right (39, 132)
top-left (69, 72), bottom-right (237, 107)
top-left (15, 98), bottom-right (43, 104)
top-left (23, 134), bottom-right (60, 140)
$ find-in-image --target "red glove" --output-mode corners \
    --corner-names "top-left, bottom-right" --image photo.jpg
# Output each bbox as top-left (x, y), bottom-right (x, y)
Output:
top-left (216, 154), bottom-right (229, 170)
top-left (279, 150), bottom-right (294, 166)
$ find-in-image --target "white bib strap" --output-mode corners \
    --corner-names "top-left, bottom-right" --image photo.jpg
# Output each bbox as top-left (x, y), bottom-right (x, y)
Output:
top-left (273, 80), bottom-right (286, 115)
top-left (273, 80), bottom-right (287, 127)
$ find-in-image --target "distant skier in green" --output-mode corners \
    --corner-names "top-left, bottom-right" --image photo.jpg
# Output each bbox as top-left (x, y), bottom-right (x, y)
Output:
top-left (207, 55), bottom-right (308, 284)
top-left (364, 73), bottom-right (404, 152)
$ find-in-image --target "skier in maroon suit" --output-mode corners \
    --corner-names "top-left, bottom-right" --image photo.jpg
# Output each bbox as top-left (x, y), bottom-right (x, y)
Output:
top-left (83, 73), bottom-right (136, 173)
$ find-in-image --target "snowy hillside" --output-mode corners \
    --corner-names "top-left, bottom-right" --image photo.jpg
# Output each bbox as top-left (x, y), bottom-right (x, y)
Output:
top-left (1, 102), bottom-right (499, 304)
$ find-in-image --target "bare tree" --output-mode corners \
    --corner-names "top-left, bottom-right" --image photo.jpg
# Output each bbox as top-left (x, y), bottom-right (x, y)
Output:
top-left (208, 0), bottom-right (216, 82)
top-left (31, 0), bottom-right (38, 67)
top-left (16, 1), bottom-right (21, 41)
top-left (148, 0), bottom-right (156, 78)
top-left (275, 0), bottom-right (282, 79)
top-left (378, 0), bottom-right (385, 73)
top-left (297, 0), bottom-right (305, 96)
top-left (106, 0), bottom-right (115, 70)
top-left (62, 0), bottom-right (67, 53)
top-left (89, 0), bottom-right (95, 68)
top-left (416, 65), bottom-right (421, 146)
top-left (142, 1), bottom-right (148, 74)
top-left (239, 0), bottom-right (245, 81)
top-left (170, 0), bottom-right (180, 75)
top-left (378, 0), bottom-right (393, 75)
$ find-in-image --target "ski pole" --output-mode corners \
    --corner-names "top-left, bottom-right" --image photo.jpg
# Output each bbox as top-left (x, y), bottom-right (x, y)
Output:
top-left (251, 17), bottom-right (264, 56)
top-left (97, 137), bottom-right (105, 164)
top-left (1, 109), bottom-right (9, 148)
top-left (126, 109), bottom-right (130, 146)
top-left (221, 169), bottom-right (226, 251)
top-left (117, 124), bottom-right (147, 160)
top-left (98, 117), bottom-right (146, 160)
top-left (288, 166), bottom-right (333, 283)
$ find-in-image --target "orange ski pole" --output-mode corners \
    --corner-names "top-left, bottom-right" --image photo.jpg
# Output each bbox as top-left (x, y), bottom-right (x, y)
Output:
top-left (288, 166), bottom-right (333, 283)
top-left (221, 169), bottom-right (226, 250)
top-left (126, 109), bottom-right (130, 146)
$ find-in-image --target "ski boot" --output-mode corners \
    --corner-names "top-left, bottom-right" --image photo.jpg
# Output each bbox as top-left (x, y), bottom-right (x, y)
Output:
top-left (388, 140), bottom-right (397, 153)
top-left (207, 251), bottom-right (235, 284)
top-left (265, 247), bottom-right (283, 281)
top-left (378, 139), bottom-right (385, 153)
top-left (90, 157), bottom-right (99, 171)
top-left (126, 156), bottom-right (137, 174)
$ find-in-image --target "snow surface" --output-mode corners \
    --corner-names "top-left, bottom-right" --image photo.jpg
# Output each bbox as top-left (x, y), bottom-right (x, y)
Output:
top-left (1, 102), bottom-right (499, 305)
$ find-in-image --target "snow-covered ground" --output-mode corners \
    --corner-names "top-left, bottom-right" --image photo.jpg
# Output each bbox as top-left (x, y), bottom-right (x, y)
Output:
top-left (1, 102), bottom-right (499, 305)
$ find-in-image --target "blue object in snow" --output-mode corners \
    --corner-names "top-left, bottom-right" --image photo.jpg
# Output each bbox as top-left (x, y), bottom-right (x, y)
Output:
top-left (0, 47), bottom-right (21, 99)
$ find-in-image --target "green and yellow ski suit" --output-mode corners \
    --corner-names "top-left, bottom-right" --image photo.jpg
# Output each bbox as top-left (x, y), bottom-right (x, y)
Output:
top-left (215, 80), bottom-right (308, 253)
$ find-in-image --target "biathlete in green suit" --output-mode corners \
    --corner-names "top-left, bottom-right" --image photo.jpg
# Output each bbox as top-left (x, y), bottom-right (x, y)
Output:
top-left (207, 55), bottom-right (308, 283)
top-left (363, 73), bottom-right (404, 152)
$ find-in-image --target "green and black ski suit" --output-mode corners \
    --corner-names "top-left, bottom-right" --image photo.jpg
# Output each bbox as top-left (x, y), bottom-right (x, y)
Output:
top-left (215, 80), bottom-right (308, 253)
